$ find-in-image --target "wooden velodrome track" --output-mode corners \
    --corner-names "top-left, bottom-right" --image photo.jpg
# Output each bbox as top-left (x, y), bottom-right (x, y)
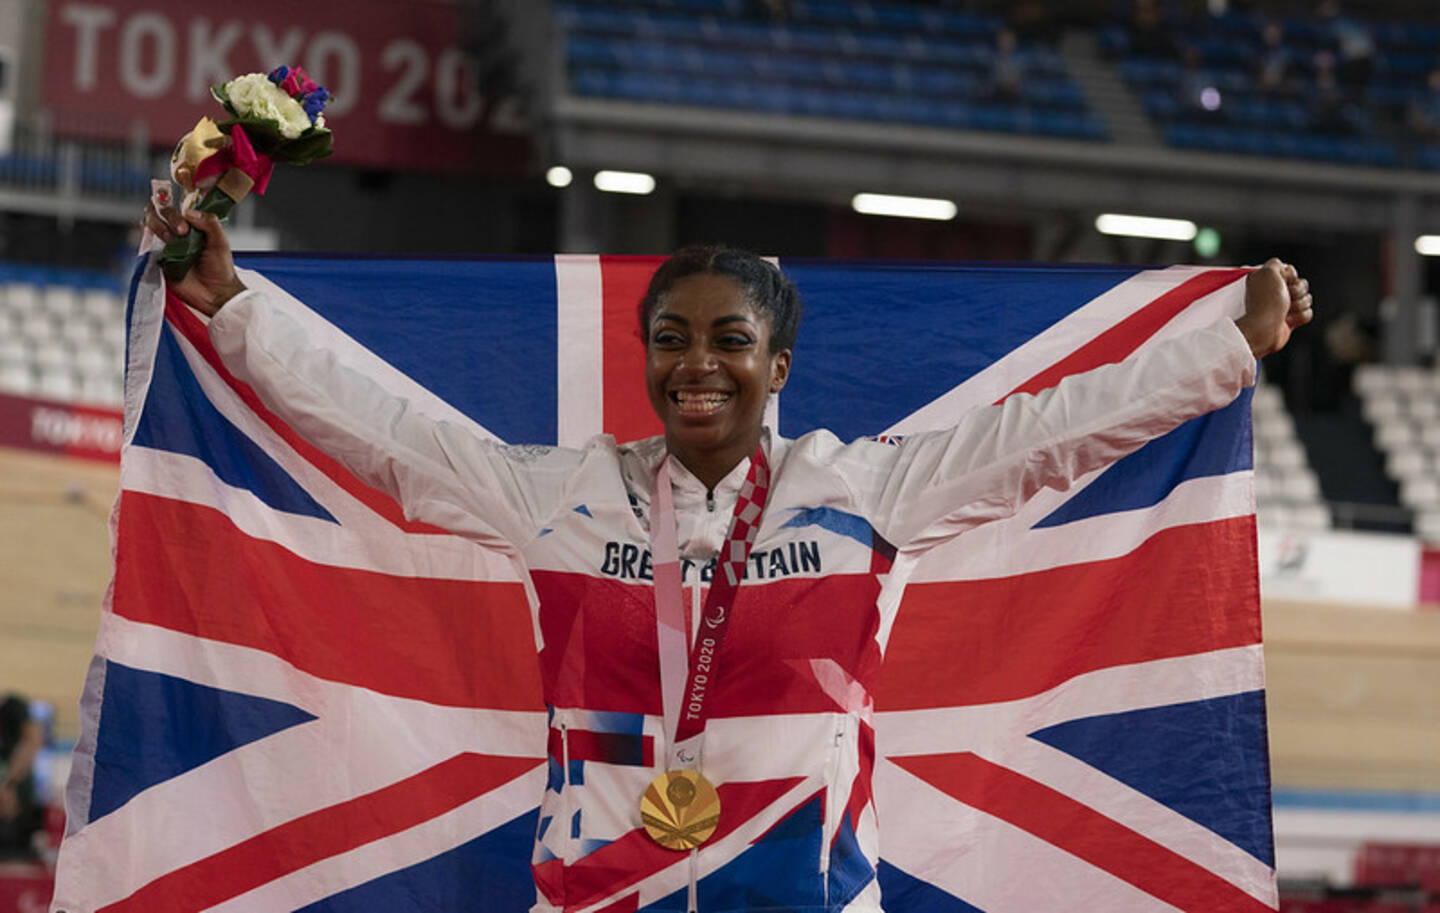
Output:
top-left (0, 444), bottom-right (1435, 793)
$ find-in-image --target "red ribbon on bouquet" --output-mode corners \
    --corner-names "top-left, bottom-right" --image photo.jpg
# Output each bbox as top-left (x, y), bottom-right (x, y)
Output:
top-left (193, 124), bottom-right (274, 199)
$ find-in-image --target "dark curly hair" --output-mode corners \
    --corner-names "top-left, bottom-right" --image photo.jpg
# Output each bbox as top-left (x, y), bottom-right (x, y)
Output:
top-left (637, 245), bottom-right (803, 352)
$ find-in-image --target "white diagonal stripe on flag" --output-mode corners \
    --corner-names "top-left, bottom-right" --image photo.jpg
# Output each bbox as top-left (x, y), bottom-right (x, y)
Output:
top-left (886, 266), bottom-right (1235, 434)
top-left (909, 472), bottom-right (1254, 582)
top-left (972, 738), bottom-right (1278, 905)
top-left (876, 645), bottom-right (1266, 756)
top-left (122, 447), bottom-right (520, 582)
top-left (875, 759), bottom-right (1185, 913)
top-left (203, 765), bottom-right (547, 913)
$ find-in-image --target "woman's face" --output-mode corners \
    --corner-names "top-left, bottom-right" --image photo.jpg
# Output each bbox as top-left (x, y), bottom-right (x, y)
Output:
top-left (645, 272), bottom-right (791, 467)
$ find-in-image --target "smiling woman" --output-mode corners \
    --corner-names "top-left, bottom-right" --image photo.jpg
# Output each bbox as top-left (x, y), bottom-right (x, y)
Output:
top-left (138, 200), bottom-right (1312, 913)
top-left (643, 268), bottom-right (792, 489)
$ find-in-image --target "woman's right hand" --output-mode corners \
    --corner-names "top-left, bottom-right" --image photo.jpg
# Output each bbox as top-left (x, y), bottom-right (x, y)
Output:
top-left (142, 201), bottom-right (247, 317)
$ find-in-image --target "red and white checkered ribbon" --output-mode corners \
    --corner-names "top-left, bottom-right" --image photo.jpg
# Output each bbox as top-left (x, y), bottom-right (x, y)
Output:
top-left (652, 446), bottom-right (771, 766)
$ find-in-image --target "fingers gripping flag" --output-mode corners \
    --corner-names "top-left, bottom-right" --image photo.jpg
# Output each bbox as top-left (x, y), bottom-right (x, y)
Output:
top-left (52, 254), bottom-right (1274, 912)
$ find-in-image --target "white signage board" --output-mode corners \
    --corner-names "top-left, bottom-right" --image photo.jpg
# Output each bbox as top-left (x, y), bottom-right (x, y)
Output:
top-left (1257, 527), bottom-right (1420, 608)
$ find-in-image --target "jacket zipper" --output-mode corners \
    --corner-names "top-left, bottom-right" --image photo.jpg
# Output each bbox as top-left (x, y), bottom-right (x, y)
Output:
top-left (560, 721), bottom-right (573, 862)
top-left (820, 717), bottom-right (846, 901)
top-left (706, 489), bottom-right (715, 512)
top-left (691, 578), bottom-right (701, 646)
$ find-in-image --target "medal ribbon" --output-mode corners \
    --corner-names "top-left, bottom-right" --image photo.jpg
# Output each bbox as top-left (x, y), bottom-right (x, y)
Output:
top-left (651, 446), bottom-right (770, 769)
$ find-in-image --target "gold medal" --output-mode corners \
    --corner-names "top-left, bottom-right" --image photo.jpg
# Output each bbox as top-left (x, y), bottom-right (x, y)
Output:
top-left (640, 770), bottom-right (721, 850)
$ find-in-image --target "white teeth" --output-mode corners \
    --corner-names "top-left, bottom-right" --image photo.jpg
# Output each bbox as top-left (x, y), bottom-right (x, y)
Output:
top-left (674, 391), bottom-right (730, 413)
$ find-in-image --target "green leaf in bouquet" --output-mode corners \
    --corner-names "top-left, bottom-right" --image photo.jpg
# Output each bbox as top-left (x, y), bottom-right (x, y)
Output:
top-left (212, 115), bottom-right (289, 156)
top-left (210, 82), bottom-right (239, 120)
top-left (268, 129), bottom-right (334, 166)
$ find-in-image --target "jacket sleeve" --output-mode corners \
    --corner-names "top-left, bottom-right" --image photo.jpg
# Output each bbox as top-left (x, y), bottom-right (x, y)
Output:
top-left (830, 319), bottom-right (1257, 551)
top-left (208, 287), bottom-right (580, 549)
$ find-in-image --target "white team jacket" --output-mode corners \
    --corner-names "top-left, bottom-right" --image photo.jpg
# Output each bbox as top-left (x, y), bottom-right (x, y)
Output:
top-left (209, 287), bottom-right (1256, 913)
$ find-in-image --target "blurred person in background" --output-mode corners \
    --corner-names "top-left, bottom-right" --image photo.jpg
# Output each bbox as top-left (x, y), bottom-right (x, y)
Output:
top-left (1005, 2), bottom-right (1059, 47)
top-left (985, 28), bottom-right (1025, 103)
top-left (1409, 69), bottom-right (1440, 139)
top-left (1309, 51), bottom-right (1357, 134)
top-left (752, 0), bottom-right (787, 21)
top-left (1127, 0), bottom-right (1177, 58)
top-left (1178, 46), bottom-right (1225, 123)
top-left (1317, 0), bottom-right (1374, 101)
top-left (0, 693), bottom-right (44, 860)
top-left (1254, 20), bottom-right (1295, 98)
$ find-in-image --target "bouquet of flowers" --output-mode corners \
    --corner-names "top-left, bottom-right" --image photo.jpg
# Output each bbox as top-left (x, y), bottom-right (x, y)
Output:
top-left (159, 65), bottom-right (334, 281)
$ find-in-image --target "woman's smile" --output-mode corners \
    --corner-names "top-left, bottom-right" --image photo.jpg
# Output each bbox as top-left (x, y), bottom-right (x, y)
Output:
top-left (670, 388), bottom-right (733, 415)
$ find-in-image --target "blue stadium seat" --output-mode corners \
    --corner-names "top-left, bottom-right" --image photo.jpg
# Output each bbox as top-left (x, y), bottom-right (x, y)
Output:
top-left (560, 5), bottom-right (643, 36)
top-left (78, 161), bottom-right (149, 196)
top-left (0, 155), bottom-right (60, 186)
top-left (789, 0), bottom-right (867, 28)
top-left (1378, 50), bottom-right (1435, 77)
top-left (561, 0), bottom-right (1104, 142)
top-left (906, 66), bottom-right (980, 96)
top-left (1121, 58), bottom-right (1183, 87)
top-left (1024, 80), bottom-right (1086, 109)
top-left (929, 9), bottom-right (998, 38)
top-left (871, 3), bottom-right (925, 32)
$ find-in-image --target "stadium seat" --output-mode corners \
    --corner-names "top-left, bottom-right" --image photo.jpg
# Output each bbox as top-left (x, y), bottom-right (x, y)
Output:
top-left (1361, 393), bottom-right (1403, 425)
top-left (80, 289), bottom-right (122, 323)
top-left (1399, 476), bottom-right (1440, 510)
top-left (71, 345), bottom-right (111, 376)
top-left (1353, 363), bottom-right (1394, 397)
top-left (34, 367), bottom-right (78, 402)
top-left (560, 0), bottom-right (1101, 140)
top-left (1387, 448), bottom-right (1431, 480)
top-left (79, 370), bottom-right (122, 406)
top-left (59, 318), bottom-right (100, 349)
top-left (1278, 468), bottom-right (1322, 501)
top-left (1389, 366), bottom-right (1430, 395)
top-left (1289, 502), bottom-right (1331, 531)
top-left (41, 286), bottom-right (82, 321)
top-left (18, 310), bottom-right (56, 343)
top-left (1406, 395), bottom-right (1440, 423)
top-left (29, 340), bottom-right (73, 373)
top-left (1253, 468), bottom-right (1276, 501)
top-left (1256, 501), bottom-right (1294, 528)
top-left (1415, 510), bottom-right (1440, 543)
top-left (0, 362), bottom-right (35, 396)
top-left (1374, 416), bottom-right (1417, 450)
top-left (1254, 413), bottom-right (1298, 446)
top-left (0, 337), bottom-right (29, 365)
top-left (4, 282), bottom-right (42, 316)
top-left (1267, 439), bottom-right (1309, 471)
top-left (1418, 424), bottom-right (1440, 451)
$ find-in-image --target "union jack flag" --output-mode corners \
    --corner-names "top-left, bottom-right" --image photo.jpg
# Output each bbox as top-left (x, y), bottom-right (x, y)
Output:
top-left (52, 254), bottom-right (1274, 912)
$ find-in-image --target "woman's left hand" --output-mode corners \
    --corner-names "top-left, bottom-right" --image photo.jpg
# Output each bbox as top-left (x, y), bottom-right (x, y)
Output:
top-left (1235, 258), bottom-right (1313, 358)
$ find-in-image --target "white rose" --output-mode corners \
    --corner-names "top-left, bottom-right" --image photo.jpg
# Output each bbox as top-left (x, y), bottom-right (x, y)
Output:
top-left (225, 73), bottom-right (312, 140)
top-left (276, 100), bottom-right (311, 139)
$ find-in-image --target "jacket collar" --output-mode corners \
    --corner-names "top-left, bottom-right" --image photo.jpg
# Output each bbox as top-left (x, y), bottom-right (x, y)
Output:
top-left (621, 428), bottom-right (778, 514)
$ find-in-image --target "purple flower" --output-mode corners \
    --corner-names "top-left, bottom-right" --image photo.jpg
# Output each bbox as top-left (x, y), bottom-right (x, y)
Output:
top-left (268, 65), bottom-right (290, 86)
